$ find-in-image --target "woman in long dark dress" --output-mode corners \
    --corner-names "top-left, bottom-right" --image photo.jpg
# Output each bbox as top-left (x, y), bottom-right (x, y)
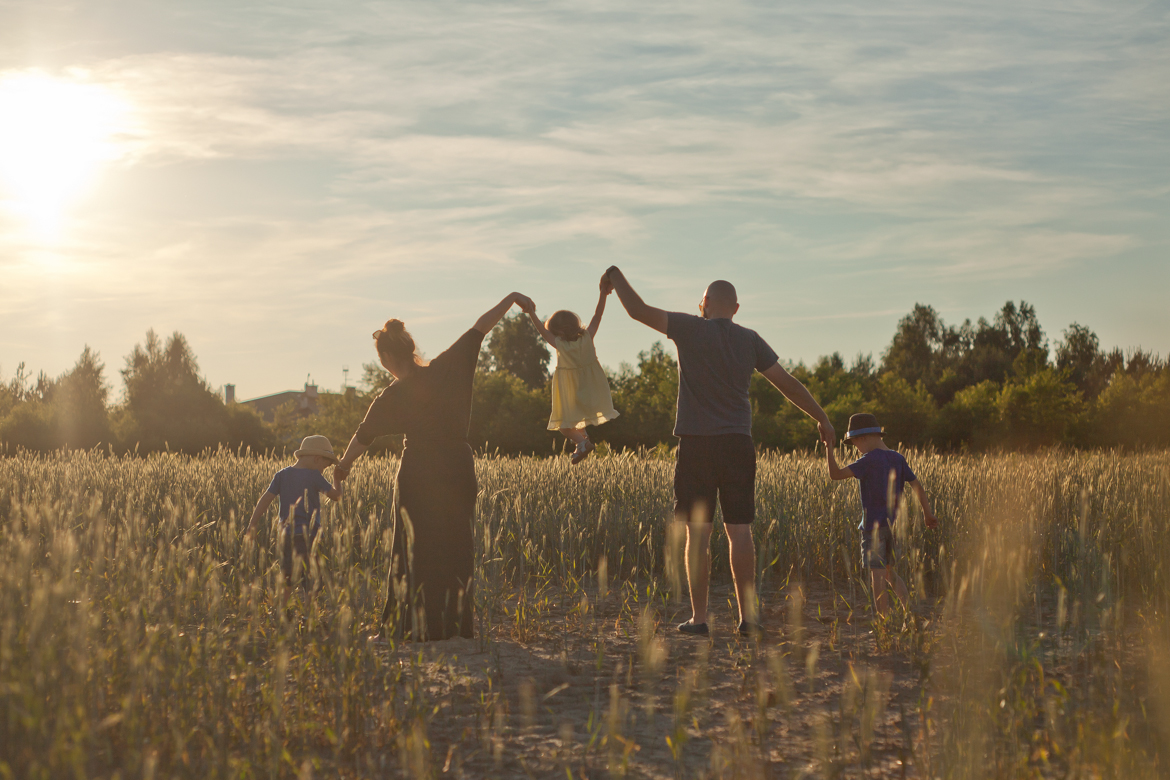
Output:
top-left (334, 292), bottom-right (534, 641)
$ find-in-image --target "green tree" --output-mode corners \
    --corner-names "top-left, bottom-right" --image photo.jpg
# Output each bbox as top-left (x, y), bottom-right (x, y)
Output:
top-left (114, 330), bottom-right (226, 452)
top-left (0, 399), bottom-right (55, 452)
top-left (0, 363), bottom-right (33, 421)
top-left (0, 349), bottom-right (112, 451)
top-left (224, 403), bottom-right (276, 454)
top-left (1085, 371), bottom-right (1170, 449)
top-left (962, 301), bottom-right (1047, 386)
top-left (0, 363), bottom-right (44, 450)
top-left (882, 304), bottom-right (950, 394)
top-left (603, 343), bottom-right (678, 450)
top-left (752, 354), bottom-right (874, 451)
top-left (997, 370), bottom-right (1083, 449)
top-left (933, 380), bottom-right (1001, 450)
top-left (53, 346), bottom-right (111, 448)
top-left (273, 390), bottom-right (371, 455)
top-left (479, 312), bottom-right (550, 389)
top-left (752, 367), bottom-right (809, 451)
top-left (114, 330), bottom-right (271, 454)
top-left (1055, 323), bottom-right (1104, 397)
top-left (362, 361), bottom-right (393, 394)
top-left (469, 371), bottom-right (556, 455)
top-left (884, 300), bottom-right (1048, 404)
top-left (805, 353), bottom-right (877, 435)
top-left (872, 374), bottom-right (937, 448)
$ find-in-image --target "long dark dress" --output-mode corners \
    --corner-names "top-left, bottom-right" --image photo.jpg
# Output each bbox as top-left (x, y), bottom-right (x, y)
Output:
top-left (354, 328), bottom-right (484, 640)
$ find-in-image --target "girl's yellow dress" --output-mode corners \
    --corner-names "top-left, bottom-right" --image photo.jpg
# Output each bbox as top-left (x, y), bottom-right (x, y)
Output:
top-left (548, 332), bottom-right (620, 430)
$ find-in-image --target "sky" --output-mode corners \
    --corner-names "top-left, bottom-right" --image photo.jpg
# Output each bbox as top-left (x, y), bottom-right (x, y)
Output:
top-left (0, 0), bottom-right (1167, 400)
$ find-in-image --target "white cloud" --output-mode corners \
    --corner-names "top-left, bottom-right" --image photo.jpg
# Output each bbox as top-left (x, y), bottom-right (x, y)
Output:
top-left (0, 0), bottom-right (1166, 392)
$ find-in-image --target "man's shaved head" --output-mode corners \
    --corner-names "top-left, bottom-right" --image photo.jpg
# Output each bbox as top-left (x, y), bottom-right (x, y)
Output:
top-left (705, 280), bottom-right (738, 308)
top-left (701, 280), bottom-right (740, 319)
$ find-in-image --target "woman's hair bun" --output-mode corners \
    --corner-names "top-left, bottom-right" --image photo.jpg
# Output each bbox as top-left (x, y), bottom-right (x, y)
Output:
top-left (373, 318), bottom-right (422, 367)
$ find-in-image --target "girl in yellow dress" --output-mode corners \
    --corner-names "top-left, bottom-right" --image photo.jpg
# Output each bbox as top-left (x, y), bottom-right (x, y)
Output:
top-left (527, 275), bottom-right (620, 463)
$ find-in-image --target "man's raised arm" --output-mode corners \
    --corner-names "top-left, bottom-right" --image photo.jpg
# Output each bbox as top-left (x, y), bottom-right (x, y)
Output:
top-left (759, 362), bottom-right (836, 443)
top-left (605, 267), bottom-right (669, 334)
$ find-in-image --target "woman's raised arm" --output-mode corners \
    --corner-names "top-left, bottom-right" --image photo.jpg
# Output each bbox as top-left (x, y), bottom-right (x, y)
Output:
top-left (473, 292), bottom-right (535, 335)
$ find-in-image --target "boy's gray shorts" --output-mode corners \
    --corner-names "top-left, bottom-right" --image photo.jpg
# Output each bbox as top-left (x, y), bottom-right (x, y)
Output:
top-left (860, 525), bottom-right (895, 570)
top-left (281, 526), bottom-right (317, 588)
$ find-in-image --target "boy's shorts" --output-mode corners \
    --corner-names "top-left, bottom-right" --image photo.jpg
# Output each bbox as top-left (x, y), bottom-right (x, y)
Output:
top-left (860, 525), bottom-right (895, 570)
top-left (673, 434), bottom-right (756, 525)
top-left (280, 525), bottom-right (318, 589)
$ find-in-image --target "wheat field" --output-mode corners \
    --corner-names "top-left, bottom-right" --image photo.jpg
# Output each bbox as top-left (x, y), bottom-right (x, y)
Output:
top-left (1, 448), bottom-right (1168, 778)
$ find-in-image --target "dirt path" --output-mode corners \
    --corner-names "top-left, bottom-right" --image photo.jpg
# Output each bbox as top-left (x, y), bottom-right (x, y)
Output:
top-left (380, 581), bottom-right (930, 778)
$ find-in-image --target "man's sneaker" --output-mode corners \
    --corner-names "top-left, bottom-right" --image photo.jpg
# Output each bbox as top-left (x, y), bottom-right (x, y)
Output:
top-left (677, 620), bottom-right (709, 636)
top-left (738, 621), bottom-right (764, 638)
top-left (571, 438), bottom-right (595, 465)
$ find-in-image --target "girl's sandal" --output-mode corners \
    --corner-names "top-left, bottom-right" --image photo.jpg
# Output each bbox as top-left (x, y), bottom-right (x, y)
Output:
top-left (571, 438), bottom-right (595, 465)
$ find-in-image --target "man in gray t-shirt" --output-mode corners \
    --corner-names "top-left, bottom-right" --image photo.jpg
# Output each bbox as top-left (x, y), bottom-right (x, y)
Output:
top-left (605, 267), bottom-right (835, 638)
top-left (668, 311), bottom-right (779, 436)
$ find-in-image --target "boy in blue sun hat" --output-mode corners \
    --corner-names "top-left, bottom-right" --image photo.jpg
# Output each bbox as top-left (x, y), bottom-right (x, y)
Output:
top-left (823, 413), bottom-right (938, 616)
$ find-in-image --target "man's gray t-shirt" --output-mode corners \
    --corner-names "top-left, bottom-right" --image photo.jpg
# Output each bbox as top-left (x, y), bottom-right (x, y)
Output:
top-left (667, 312), bottom-right (779, 437)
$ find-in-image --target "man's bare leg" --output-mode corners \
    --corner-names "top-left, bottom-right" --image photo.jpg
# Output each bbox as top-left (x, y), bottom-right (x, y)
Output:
top-left (726, 524), bottom-right (757, 624)
top-left (685, 523), bottom-right (713, 624)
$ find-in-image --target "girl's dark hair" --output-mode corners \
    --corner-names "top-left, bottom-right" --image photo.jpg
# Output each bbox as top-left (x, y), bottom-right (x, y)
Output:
top-left (372, 319), bottom-right (424, 366)
top-left (546, 310), bottom-right (585, 342)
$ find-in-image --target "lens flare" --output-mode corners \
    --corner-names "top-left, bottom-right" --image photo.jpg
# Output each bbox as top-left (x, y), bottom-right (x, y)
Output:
top-left (0, 70), bottom-right (132, 238)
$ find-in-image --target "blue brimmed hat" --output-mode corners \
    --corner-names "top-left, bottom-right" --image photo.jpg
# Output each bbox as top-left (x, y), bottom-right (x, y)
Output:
top-left (843, 413), bottom-right (883, 441)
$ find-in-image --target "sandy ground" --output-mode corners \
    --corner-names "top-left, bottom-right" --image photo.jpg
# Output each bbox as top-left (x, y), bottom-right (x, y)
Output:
top-left (377, 580), bottom-right (929, 779)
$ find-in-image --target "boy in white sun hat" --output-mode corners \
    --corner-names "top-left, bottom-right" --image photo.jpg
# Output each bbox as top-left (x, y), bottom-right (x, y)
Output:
top-left (246, 435), bottom-right (344, 610)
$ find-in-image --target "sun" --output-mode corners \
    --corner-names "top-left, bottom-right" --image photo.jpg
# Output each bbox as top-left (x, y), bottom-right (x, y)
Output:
top-left (0, 70), bottom-right (132, 238)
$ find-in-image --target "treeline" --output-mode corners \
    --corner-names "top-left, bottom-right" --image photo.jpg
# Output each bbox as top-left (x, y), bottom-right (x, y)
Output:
top-left (2, 301), bottom-right (1167, 456)
top-left (0, 331), bottom-right (270, 455)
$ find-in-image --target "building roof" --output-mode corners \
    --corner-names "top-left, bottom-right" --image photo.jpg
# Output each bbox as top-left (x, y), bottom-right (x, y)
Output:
top-left (240, 384), bottom-right (319, 423)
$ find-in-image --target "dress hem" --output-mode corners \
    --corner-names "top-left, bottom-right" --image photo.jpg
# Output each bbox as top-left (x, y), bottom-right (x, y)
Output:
top-left (547, 410), bottom-right (620, 431)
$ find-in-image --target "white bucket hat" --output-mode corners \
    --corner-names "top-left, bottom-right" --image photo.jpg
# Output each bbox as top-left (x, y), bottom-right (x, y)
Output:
top-left (294, 435), bottom-right (339, 464)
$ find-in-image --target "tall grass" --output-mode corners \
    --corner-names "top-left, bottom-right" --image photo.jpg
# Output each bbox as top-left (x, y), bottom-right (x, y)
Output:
top-left (1, 448), bottom-right (1168, 777)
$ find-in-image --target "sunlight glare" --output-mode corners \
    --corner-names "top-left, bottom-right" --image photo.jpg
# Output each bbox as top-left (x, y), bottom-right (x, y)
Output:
top-left (0, 70), bottom-right (132, 237)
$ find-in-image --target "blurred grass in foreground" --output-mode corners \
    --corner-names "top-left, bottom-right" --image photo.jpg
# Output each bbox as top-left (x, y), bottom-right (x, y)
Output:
top-left (1, 448), bottom-right (1168, 777)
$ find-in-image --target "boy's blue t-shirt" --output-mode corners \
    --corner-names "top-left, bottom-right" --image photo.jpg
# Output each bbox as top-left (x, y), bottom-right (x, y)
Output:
top-left (267, 466), bottom-right (333, 530)
top-left (847, 449), bottom-right (917, 532)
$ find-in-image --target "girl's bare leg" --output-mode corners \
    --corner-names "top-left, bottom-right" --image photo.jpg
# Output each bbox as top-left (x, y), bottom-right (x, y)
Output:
top-left (559, 427), bottom-right (587, 446)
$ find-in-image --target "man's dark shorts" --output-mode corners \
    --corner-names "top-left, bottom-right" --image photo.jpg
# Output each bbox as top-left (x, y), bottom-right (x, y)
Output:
top-left (280, 526), bottom-right (317, 589)
top-left (673, 434), bottom-right (756, 525)
top-left (860, 524), bottom-right (895, 570)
